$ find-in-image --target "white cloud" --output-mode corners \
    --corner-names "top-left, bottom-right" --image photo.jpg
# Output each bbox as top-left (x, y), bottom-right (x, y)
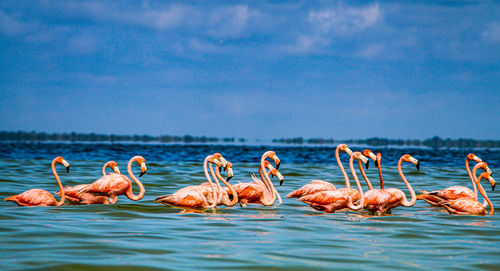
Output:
top-left (0, 11), bottom-right (36, 36)
top-left (308, 3), bottom-right (382, 34)
top-left (68, 32), bottom-right (99, 53)
top-left (207, 5), bottom-right (250, 37)
top-left (482, 22), bottom-right (500, 43)
top-left (357, 43), bottom-right (384, 58)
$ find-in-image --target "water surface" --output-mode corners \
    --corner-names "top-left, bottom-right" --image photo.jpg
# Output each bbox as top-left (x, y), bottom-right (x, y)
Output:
top-left (0, 143), bottom-right (499, 270)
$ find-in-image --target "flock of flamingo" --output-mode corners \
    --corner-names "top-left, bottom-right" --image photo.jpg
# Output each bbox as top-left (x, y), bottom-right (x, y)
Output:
top-left (4, 144), bottom-right (496, 216)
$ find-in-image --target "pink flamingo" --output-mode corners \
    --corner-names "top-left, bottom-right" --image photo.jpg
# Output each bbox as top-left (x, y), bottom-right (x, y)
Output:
top-left (155, 154), bottom-right (224, 209)
top-left (362, 154), bottom-right (419, 215)
top-left (78, 156), bottom-right (147, 204)
top-left (5, 156), bottom-right (70, 207)
top-left (169, 153), bottom-right (230, 206)
top-left (417, 154), bottom-right (491, 205)
top-left (231, 151), bottom-right (284, 207)
top-left (439, 168), bottom-right (495, 216)
top-left (287, 144), bottom-right (356, 198)
top-left (297, 152), bottom-right (367, 213)
top-left (209, 161), bottom-right (239, 206)
top-left (58, 161), bottom-right (121, 205)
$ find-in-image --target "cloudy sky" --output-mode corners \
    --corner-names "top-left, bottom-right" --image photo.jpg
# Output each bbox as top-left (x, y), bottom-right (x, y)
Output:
top-left (0, 1), bottom-right (499, 140)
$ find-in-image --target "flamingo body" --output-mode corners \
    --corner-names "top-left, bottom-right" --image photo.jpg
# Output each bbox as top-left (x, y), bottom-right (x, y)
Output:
top-left (298, 188), bottom-right (359, 213)
top-left (155, 187), bottom-right (209, 208)
top-left (418, 186), bottom-right (475, 205)
top-left (286, 180), bottom-right (336, 198)
top-left (57, 184), bottom-right (110, 205)
top-left (231, 181), bottom-right (265, 204)
top-left (440, 198), bottom-right (486, 215)
top-left (5, 189), bottom-right (59, 206)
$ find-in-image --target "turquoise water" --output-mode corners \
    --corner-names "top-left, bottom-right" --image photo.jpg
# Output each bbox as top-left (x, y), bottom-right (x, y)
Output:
top-left (0, 143), bottom-right (499, 270)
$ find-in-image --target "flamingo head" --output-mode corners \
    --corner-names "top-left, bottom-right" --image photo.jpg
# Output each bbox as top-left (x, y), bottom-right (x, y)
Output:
top-left (55, 156), bottom-right (70, 173)
top-left (478, 171), bottom-right (496, 191)
top-left (467, 153), bottom-right (483, 163)
top-left (207, 155), bottom-right (224, 168)
top-left (109, 161), bottom-right (120, 174)
top-left (362, 149), bottom-right (376, 169)
top-left (221, 161), bottom-right (234, 181)
top-left (134, 156), bottom-right (147, 177)
top-left (264, 161), bottom-right (284, 185)
top-left (352, 152), bottom-right (369, 167)
top-left (213, 153), bottom-right (228, 171)
top-left (264, 150), bottom-right (280, 169)
top-left (475, 162), bottom-right (493, 176)
top-left (338, 144), bottom-right (353, 156)
top-left (402, 154), bottom-right (420, 171)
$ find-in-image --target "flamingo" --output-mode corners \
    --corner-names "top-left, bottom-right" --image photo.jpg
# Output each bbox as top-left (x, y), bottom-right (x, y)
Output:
top-left (297, 152), bottom-right (367, 213)
top-left (439, 168), bottom-right (495, 216)
top-left (167, 153), bottom-right (230, 206)
top-left (286, 144), bottom-right (357, 198)
top-left (155, 154), bottom-right (224, 209)
top-left (362, 154), bottom-right (419, 215)
top-left (417, 154), bottom-right (491, 205)
top-left (57, 161), bottom-right (121, 205)
top-left (231, 151), bottom-right (284, 207)
top-left (209, 161), bottom-right (239, 206)
top-left (5, 156), bottom-right (70, 207)
top-left (78, 156), bottom-right (147, 204)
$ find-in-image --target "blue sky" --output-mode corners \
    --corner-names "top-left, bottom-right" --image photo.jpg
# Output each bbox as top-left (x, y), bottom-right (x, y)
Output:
top-left (0, 1), bottom-right (499, 140)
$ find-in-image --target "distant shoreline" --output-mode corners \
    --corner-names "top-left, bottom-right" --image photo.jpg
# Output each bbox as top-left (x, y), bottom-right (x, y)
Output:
top-left (1, 131), bottom-right (499, 149)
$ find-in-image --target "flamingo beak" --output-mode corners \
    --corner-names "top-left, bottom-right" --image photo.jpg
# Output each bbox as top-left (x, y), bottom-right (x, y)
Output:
top-left (277, 172), bottom-right (284, 186)
top-left (345, 147), bottom-right (353, 156)
top-left (416, 161), bottom-right (420, 171)
top-left (113, 166), bottom-right (120, 174)
top-left (486, 167), bottom-right (492, 174)
top-left (218, 156), bottom-right (228, 171)
top-left (493, 184), bottom-right (496, 191)
top-left (227, 167), bottom-right (233, 181)
top-left (139, 162), bottom-right (147, 177)
top-left (273, 155), bottom-right (280, 169)
top-left (366, 160), bottom-right (369, 170)
top-left (62, 160), bottom-right (70, 173)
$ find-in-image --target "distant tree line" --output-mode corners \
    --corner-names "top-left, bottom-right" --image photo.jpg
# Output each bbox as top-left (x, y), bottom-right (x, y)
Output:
top-left (272, 136), bottom-right (500, 149)
top-left (0, 131), bottom-right (246, 144)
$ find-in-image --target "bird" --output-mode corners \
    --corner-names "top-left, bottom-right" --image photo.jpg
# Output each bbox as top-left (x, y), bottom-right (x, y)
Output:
top-left (417, 154), bottom-right (491, 205)
top-left (5, 156), bottom-right (70, 207)
top-left (78, 156), bottom-right (147, 204)
top-left (296, 152), bottom-right (367, 213)
top-left (286, 144), bottom-right (356, 198)
top-left (231, 151), bottom-right (284, 207)
top-left (57, 161), bottom-right (121, 205)
top-left (155, 154), bottom-right (225, 209)
top-left (209, 161), bottom-right (239, 206)
top-left (438, 167), bottom-right (495, 216)
top-left (363, 154), bottom-right (419, 215)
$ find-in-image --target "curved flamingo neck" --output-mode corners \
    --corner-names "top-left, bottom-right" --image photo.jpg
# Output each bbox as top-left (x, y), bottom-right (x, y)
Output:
top-left (125, 157), bottom-right (145, 201)
top-left (348, 155), bottom-right (364, 210)
top-left (476, 175), bottom-right (494, 215)
top-left (102, 161), bottom-right (114, 176)
top-left (208, 162), bottom-right (223, 204)
top-left (466, 157), bottom-right (478, 200)
top-left (214, 166), bottom-right (238, 206)
top-left (397, 157), bottom-right (416, 207)
top-left (377, 154), bottom-right (384, 189)
top-left (335, 146), bottom-right (350, 188)
top-left (471, 162), bottom-right (484, 201)
top-left (358, 160), bottom-right (373, 190)
top-left (52, 159), bottom-right (65, 206)
top-left (472, 163), bottom-right (488, 207)
top-left (260, 154), bottom-right (277, 206)
top-left (203, 157), bottom-right (217, 208)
